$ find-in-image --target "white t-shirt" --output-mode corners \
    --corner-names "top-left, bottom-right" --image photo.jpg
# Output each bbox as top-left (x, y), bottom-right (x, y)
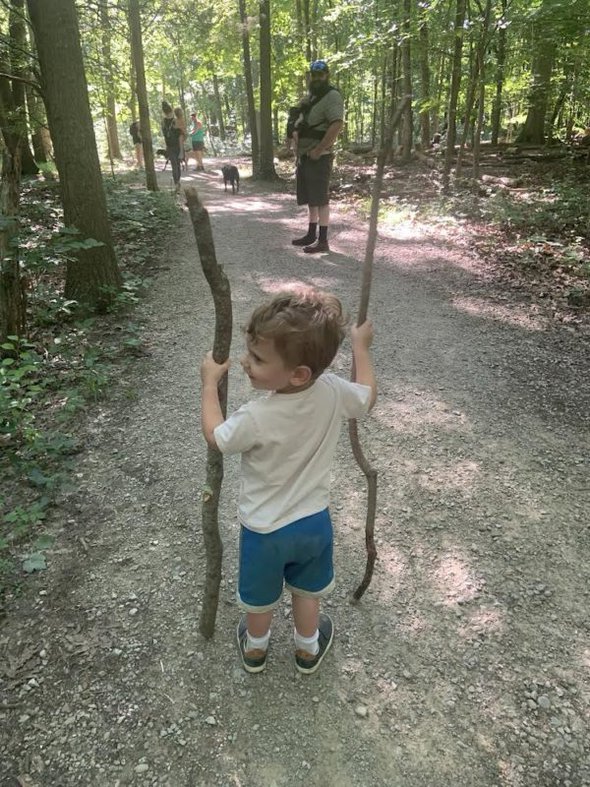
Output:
top-left (214, 373), bottom-right (371, 533)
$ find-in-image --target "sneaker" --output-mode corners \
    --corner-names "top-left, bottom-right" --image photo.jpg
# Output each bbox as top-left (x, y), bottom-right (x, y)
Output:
top-left (295, 613), bottom-right (334, 674)
top-left (236, 617), bottom-right (268, 674)
top-left (292, 232), bottom-right (317, 246)
top-left (303, 239), bottom-right (330, 254)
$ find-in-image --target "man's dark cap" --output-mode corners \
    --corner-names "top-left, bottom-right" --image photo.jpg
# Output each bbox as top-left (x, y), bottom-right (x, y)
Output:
top-left (310, 60), bottom-right (329, 74)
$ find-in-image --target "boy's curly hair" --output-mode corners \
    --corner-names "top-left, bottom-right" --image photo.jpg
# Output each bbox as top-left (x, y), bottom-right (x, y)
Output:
top-left (246, 287), bottom-right (347, 378)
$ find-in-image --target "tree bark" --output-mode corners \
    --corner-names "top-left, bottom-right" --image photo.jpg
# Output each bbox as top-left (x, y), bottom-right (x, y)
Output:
top-left (185, 186), bottom-right (233, 639)
top-left (27, 0), bottom-right (122, 310)
top-left (400, 0), bottom-right (413, 162)
top-left (418, 12), bottom-right (431, 147)
top-left (9, 0), bottom-right (38, 176)
top-left (442, 0), bottom-right (467, 191)
top-left (258, 0), bottom-right (277, 179)
top-left (99, 0), bottom-right (121, 160)
top-left (0, 149), bottom-right (25, 343)
top-left (473, 0), bottom-right (493, 178)
top-left (517, 15), bottom-right (556, 145)
top-left (25, 80), bottom-right (50, 163)
top-left (490, 0), bottom-right (507, 145)
top-left (128, 0), bottom-right (158, 191)
top-left (212, 74), bottom-right (226, 141)
top-left (238, 0), bottom-right (260, 174)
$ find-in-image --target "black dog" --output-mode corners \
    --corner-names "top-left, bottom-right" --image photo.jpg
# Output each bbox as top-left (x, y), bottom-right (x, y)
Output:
top-left (156, 148), bottom-right (187, 172)
top-left (222, 164), bottom-right (240, 194)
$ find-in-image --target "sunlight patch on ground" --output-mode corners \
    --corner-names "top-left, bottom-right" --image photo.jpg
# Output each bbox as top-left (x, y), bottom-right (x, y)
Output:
top-left (452, 295), bottom-right (548, 332)
top-left (457, 606), bottom-right (505, 639)
top-left (417, 459), bottom-right (481, 496)
top-left (432, 552), bottom-right (485, 606)
top-left (255, 275), bottom-right (340, 294)
top-left (205, 199), bottom-right (286, 214)
top-left (375, 391), bottom-right (472, 436)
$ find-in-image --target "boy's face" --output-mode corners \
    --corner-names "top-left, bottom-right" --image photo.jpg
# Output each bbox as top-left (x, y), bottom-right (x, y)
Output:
top-left (241, 336), bottom-right (311, 393)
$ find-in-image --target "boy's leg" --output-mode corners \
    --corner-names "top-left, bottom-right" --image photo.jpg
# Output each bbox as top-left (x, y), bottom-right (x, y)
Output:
top-left (292, 594), bottom-right (319, 638)
top-left (247, 609), bottom-right (273, 641)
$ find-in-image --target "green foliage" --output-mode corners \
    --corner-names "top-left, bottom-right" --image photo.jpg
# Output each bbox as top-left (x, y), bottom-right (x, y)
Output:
top-left (1, 176), bottom-right (180, 599)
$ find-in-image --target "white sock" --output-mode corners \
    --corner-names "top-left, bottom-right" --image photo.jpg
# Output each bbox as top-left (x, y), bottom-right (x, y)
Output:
top-left (294, 628), bottom-right (319, 656)
top-left (246, 629), bottom-right (270, 652)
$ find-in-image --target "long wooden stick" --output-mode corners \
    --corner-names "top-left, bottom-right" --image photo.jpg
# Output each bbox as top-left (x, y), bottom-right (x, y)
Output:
top-left (351, 95), bottom-right (410, 601)
top-left (185, 187), bottom-right (233, 638)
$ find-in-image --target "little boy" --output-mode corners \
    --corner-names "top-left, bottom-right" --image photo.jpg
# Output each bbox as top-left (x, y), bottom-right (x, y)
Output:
top-left (200, 288), bottom-right (376, 674)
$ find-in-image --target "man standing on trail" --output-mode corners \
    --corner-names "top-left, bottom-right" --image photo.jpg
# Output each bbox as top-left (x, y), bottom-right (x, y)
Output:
top-left (291, 60), bottom-right (344, 254)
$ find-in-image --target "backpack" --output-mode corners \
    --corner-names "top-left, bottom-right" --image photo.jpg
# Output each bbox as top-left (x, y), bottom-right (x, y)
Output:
top-left (294, 86), bottom-right (339, 141)
top-left (162, 116), bottom-right (179, 147)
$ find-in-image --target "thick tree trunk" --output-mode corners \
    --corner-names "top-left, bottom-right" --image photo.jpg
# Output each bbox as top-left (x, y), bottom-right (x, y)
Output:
top-left (100, 0), bottom-right (121, 160)
top-left (9, 0), bottom-right (38, 176)
top-left (517, 26), bottom-right (556, 145)
top-left (27, 0), bottom-right (122, 310)
top-left (258, 0), bottom-right (277, 179)
top-left (443, 0), bottom-right (467, 191)
top-left (418, 14), bottom-right (431, 147)
top-left (0, 149), bottom-right (25, 342)
top-left (238, 0), bottom-right (260, 173)
top-left (128, 0), bottom-right (158, 191)
top-left (400, 0), bottom-right (413, 162)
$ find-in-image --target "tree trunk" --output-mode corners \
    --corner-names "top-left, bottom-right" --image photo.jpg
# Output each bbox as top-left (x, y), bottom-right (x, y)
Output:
top-left (238, 0), bottom-right (260, 173)
top-left (455, 45), bottom-right (480, 178)
top-left (517, 19), bottom-right (556, 145)
top-left (473, 0), bottom-right (492, 178)
top-left (25, 81), bottom-right (50, 163)
top-left (99, 0), bottom-right (121, 160)
top-left (258, 0), bottom-right (277, 179)
top-left (0, 148), bottom-right (25, 342)
top-left (400, 0), bottom-right (413, 161)
top-left (27, 0), bottom-right (122, 310)
top-left (443, 0), bottom-right (467, 191)
top-left (303, 0), bottom-right (312, 62)
top-left (212, 74), bottom-right (226, 141)
top-left (9, 0), bottom-right (38, 176)
top-left (490, 0), bottom-right (507, 145)
top-left (128, 0), bottom-right (158, 191)
top-left (418, 12), bottom-right (431, 147)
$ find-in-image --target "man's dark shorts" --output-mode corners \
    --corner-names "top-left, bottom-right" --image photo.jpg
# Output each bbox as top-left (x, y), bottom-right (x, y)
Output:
top-left (192, 140), bottom-right (204, 151)
top-left (296, 153), bottom-right (333, 207)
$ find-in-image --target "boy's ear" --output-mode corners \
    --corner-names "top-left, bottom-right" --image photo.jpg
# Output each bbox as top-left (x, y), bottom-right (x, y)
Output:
top-left (290, 365), bottom-right (312, 387)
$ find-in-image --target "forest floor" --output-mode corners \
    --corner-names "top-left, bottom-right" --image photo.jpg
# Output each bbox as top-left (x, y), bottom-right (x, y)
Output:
top-left (1, 156), bottom-right (589, 787)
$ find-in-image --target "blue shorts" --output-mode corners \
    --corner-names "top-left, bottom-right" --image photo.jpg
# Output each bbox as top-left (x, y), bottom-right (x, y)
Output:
top-left (238, 509), bottom-right (335, 612)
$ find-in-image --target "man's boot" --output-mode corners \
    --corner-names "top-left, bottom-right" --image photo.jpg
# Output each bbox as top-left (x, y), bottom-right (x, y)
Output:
top-left (292, 222), bottom-right (317, 246)
top-left (304, 226), bottom-right (329, 253)
top-left (303, 239), bottom-right (330, 254)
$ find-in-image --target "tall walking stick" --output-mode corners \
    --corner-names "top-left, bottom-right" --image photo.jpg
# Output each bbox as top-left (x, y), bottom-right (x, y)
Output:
top-left (351, 96), bottom-right (410, 600)
top-left (186, 187), bottom-right (232, 638)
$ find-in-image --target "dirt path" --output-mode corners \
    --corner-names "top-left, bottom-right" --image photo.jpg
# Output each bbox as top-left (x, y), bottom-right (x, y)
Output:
top-left (1, 159), bottom-right (589, 787)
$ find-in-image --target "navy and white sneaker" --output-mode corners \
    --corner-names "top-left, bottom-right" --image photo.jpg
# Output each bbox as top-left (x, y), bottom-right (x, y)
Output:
top-left (236, 617), bottom-right (268, 674)
top-left (295, 613), bottom-right (334, 674)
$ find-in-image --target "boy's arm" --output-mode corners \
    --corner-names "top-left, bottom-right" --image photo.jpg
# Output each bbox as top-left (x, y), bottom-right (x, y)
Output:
top-left (201, 352), bottom-right (230, 448)
top-left (351, 322), bottom-right (377, 411)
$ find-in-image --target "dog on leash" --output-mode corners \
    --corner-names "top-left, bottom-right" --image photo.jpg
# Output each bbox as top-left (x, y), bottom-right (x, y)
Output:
top-left (156, 148), bottom-right (187, 172)
top-left (221, 164), bottom-right (240, 194)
